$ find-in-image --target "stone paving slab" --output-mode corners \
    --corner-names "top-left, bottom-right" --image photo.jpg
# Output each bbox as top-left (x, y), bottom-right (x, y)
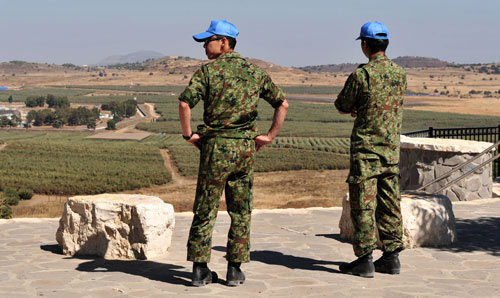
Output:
top-left (1, 199), bottom-right (500, 297)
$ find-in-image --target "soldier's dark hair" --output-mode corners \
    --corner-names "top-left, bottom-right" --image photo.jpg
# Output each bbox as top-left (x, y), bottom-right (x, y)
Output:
top-left (361, 37), bottom-right (389, 54)
top-left (225, 36), bottom-right (237, 49)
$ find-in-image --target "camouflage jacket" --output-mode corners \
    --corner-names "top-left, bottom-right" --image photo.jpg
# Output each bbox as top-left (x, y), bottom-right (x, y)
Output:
top-left (335, 54), bottom-right (407, 165)
top-left (179, 52), bottom-right (286, 139)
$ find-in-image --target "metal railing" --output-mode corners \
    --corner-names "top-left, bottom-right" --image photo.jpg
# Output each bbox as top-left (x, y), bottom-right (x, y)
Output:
top-left (415, 140), bottom-right (500, 194)
top-left (404, 125), bottom-right (500, 178)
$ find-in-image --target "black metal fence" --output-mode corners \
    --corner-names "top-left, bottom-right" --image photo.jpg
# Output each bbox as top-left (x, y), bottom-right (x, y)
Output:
top-left (404, 125), bottom-right (500, 178)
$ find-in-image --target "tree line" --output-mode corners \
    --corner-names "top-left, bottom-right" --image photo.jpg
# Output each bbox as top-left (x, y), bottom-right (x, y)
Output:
top-left (0, 115), bottom-right (21, 128)
top-left (26, 107), bottom-right (100, 129)
top-left (25, 94), bottom-right (70, 109)
top-left (9, 95), bottom-right (138, 130)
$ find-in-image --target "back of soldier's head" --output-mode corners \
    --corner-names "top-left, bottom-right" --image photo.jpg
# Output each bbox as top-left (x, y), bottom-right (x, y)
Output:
top-left (361, 38), bottom-right (389, 54)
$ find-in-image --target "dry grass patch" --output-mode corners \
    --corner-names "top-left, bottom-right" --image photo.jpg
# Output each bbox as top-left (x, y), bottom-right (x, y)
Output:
top-left (12, 195), bottom-right (67, 218)
top-left (121, 169), bottom-right (349, 212)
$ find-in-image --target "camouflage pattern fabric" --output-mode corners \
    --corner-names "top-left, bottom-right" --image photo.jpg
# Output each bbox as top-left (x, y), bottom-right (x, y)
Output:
top-left (181, 52), bottom-right (286, 263)
top-left (335, 54), bottom-right (406, 257)
top-left (187, 137), bottom-right (255, 263)
top-left (179, 52), bottom-right (286, 139)
top-left (335, 54), bottom-right (406, 178)
top-left (348, 159), bottom-right (403, 257)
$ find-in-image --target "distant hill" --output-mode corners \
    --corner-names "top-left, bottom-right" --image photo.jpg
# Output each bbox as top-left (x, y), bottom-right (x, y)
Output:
top-left (97, 51), bottom-right (165, 66)
top-left (297, 56), bottom-right (455, 73)
top-left (297, 63), bottom-right (359, 73)
top-left (0, 60), bottom-right (78, 73)
top-left (392, 56), bottom-right (454, 68)
top-left (103, 55), bottom-right (300, 75)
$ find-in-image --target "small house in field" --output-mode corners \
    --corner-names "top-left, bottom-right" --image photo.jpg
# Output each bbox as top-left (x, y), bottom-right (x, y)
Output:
top-left (0, 108), bottom-right (21, 120)
top-left (99, 111), bottom-right (113, 119)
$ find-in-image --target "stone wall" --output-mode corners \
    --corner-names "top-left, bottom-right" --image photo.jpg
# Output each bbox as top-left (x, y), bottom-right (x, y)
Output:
top-left (400, 136), bottom-right (493, 201)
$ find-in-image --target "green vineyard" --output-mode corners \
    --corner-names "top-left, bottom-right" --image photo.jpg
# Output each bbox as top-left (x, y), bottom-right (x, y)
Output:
top-left (0, 132), bottom-right (171, 195)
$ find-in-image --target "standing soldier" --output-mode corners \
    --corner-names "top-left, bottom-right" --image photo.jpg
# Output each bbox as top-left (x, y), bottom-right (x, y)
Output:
top-left (334, 21), bottom-right (406, 278)
top-left (179, 20), bottom-right (289, 286)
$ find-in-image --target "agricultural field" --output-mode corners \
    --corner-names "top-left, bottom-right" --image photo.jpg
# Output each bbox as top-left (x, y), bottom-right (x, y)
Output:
top-left (136, 96), bottom-right (500, 137)
top-left (2, 83), bottom-right (500, 217)
top-left (0, 132), bottom-right (171, 195)
top-left (64, 85), bottom-right (186, 93)
top-left (0, 87), bottom-right (92, 102)
top-left (0, 85), bottom-right (344, 106)
top-left (141, 134), bottom-right (350, 177)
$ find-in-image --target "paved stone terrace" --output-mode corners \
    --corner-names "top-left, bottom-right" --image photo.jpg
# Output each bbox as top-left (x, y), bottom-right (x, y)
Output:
top-left (1, 198), bottom-right (500, 298)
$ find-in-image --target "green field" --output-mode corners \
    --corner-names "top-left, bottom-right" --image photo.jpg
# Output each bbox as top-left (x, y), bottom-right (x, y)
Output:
top-left (63, 85), bottom-right (341, 95)
top-left (64, 85), bottom-right (187, 93)
top-left (136, 97), bottom-right (500, 137)
top-left (0, 132), bottom-right (171, 195)
top-left (3, 86), bottom-right (500, 135)
top-left (282, 85), bottom-right (343, 95)
top-left (0, 87), bottom-right (93, 102)
top-left (1, 85), bottom-right (500, 195)
top-left (141, 135), bottom-right (350, 176)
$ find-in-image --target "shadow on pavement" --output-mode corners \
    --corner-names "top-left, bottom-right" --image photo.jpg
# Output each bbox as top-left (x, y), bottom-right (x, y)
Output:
top-left (213, 246), bottom-right (341, 274)
top-left (436, 216), bottom-right (500, 256)
top-left (315, 233), bottom-right (350, 244)
top-left (40, 243), bottom-right (191, 286)
top-left (75, 259), bottom-right (191, 286)
top-left (40, 244), bottom-right (63, 254)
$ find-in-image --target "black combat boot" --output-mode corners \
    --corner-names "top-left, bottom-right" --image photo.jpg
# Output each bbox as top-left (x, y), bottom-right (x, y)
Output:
top-left (226, 262), bottom-right (245, 286)
top-left (339, 253), bottom-right (375, 278)
top-left (374, 249), bottom-right (401, 275)
top-left (191, 262), bottom-right (218, 287)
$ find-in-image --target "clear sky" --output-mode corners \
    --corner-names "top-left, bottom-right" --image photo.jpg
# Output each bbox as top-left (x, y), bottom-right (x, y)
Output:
top-left (0, 0), bottom-right (498, 66)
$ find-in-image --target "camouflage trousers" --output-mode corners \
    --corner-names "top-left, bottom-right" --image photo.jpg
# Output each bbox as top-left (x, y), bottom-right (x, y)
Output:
top-left (187, 136), bottom-right (255, 263)
top-left (348, 158), bottom-right (404, 257)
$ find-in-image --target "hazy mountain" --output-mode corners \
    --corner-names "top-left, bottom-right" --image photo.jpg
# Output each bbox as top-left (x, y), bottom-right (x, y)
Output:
top-left (96, 51), bottom-right (165, 66)
top-left (297, 56), bottom-right (455, 73)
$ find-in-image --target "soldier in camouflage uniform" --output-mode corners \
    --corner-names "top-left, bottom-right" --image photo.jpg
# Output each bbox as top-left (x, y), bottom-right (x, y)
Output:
top-left (178, 20), bottom-right (289, 286)
top-left (334, 21), bottom-right (406, 278)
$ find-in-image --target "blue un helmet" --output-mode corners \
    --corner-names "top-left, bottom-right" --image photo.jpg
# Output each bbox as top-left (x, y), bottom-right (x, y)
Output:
top-left (193, 20), bottom-right (239, 42)
top-left (356, 21), bottom-right (389, 40)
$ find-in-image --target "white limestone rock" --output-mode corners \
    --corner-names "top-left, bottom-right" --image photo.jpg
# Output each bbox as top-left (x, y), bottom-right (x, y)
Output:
top-left (339, 192), bottom-right (456, 248)
top-left (400, 135), bottom-right (492, 153)
top-left (56, 194), bottom-right (175, 260)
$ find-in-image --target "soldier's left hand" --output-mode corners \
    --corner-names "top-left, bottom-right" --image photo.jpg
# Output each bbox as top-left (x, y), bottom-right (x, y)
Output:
top-left (187, 133), bottom-right (202, 149)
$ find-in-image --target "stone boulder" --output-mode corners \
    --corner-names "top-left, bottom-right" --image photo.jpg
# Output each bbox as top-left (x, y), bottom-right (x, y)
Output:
top-left (56, 194), bottom-right (175, 260)
top-left (339, 192), bottom-right (456, 248)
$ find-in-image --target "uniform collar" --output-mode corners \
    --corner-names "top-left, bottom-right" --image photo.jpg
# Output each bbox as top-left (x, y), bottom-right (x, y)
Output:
top-left (369, 53), bottom-right (387, 62)
top-left (217, 52), bottom-right (241, 60)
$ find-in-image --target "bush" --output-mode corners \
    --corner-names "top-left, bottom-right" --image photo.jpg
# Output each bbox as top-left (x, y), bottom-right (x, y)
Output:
top-left (3, 195), bottom-right (19, 206)
top-left (106, 120), bottom-right (117, 130)
top-left (3, 187), bottom-right (18, 199)
top-left (18, 189), bottom-right (34, 200)
top-left (2, 187), bottom-right (20, 206)
top-left (0, 204), bottom-right (12, 219)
